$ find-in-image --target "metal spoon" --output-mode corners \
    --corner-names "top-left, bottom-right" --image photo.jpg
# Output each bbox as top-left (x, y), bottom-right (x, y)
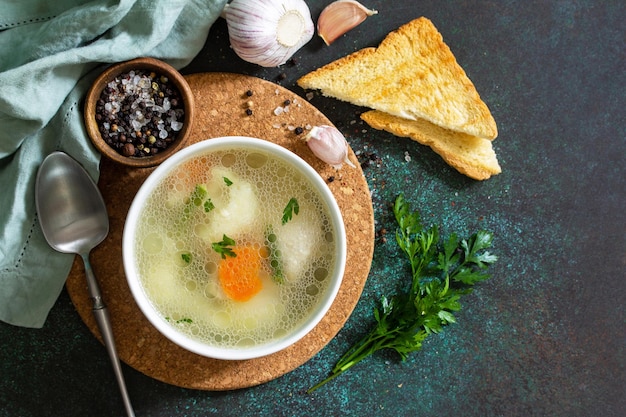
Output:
top-left (35, 151), bottom-right (135, 417)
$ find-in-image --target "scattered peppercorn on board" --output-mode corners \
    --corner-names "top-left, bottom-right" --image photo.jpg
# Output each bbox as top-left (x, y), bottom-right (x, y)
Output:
top-left (65, 72), bottom-right (375, 390)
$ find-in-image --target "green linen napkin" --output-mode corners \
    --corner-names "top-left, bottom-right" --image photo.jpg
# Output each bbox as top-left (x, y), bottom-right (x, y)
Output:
top-left (0, 0), bottom-right (228, 328)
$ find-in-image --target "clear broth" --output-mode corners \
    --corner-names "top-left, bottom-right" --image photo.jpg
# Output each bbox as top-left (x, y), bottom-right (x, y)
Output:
top-left (134, 147), bottom-right (337, 348)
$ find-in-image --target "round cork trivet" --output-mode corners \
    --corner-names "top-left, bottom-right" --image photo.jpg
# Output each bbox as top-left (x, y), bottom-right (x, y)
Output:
top-left (66, 73), bottom-right (374, 390)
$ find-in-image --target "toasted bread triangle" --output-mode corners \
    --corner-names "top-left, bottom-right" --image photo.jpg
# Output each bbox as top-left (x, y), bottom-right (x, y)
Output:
top-left (298, 17), bottom-right (498, 140)
top-left (361, 110), bottom-right (501, 180)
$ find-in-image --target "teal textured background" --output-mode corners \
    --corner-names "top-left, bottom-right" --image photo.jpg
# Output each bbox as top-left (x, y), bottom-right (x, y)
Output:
top-left (1, 1), bottom-right (624, 416)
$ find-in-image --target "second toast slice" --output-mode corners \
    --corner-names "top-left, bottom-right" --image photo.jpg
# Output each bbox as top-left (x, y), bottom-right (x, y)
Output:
top-left (361, 110), bottom-right (501, 180)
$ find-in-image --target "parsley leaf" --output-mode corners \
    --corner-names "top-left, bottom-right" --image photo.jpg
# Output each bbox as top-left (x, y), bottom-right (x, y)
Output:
top-left (181, 252), bottom-right (192, 264)
top-left (212, 234), bottom-right (236, 259)
top-left (223, 177), bottom-right (233, 186)
top-left (190, 184), bottom-right (208, 206)
top-left (176, 317), bottom-right (193, 324)
top-left (165, 317), bottom-right (193, 324)
top-left (281, 197), bottom-right (299, 225)
top-left (181, 184), bottom-right (209, 221)
top-left (265, 225), bottom-right (285, 284)
top-left (307, 193), bottom-right (498, 393)
top-left (203, 198), bottom-right (215, 213)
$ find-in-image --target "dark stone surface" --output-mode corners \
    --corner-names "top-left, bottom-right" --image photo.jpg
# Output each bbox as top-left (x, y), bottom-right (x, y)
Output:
top-left (1, 1), bottom-right (624, 416)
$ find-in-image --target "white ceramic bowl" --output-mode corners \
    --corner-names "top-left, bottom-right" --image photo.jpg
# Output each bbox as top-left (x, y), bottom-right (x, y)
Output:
top-left (123, 137), bottom-right (346, 360)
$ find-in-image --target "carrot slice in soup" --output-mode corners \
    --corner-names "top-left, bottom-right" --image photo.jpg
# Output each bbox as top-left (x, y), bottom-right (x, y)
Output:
top-left (217, 246), bottom-right (263, 302)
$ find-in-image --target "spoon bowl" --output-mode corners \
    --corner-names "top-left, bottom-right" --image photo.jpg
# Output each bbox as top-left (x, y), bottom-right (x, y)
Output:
top-left (35, 151), bottom-right (135, 417)
top-left (36, 153), bottom-right (108, 254)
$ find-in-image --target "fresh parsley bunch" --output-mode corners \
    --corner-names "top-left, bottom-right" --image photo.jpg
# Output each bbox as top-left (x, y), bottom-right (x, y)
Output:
top-left (308, 194), bottom-right (498, 393)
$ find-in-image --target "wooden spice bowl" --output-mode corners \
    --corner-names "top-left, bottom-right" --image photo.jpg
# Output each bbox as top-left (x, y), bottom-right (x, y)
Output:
top-left (84, 57), bottom-right (195, 168)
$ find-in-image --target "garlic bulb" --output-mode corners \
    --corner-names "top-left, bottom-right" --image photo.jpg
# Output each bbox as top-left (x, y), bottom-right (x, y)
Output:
top-left (317, 0), bottom-right (378, 45)
top-left (223, 0), bottom-right (315, 67)
top-left (305, 125), bottom-right (356, 169)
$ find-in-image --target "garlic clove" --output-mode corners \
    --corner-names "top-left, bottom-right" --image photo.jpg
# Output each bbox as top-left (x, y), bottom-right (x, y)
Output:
top-left (223, 0), bottom-right (315, 67)
top-left (305, 125), bottom-right (356, 169)
top-left (317, 0), bottom-right (378, 46)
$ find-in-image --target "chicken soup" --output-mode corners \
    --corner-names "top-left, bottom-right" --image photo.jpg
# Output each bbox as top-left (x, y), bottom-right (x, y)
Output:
top-left (133, 144), bottom-right (338, 349)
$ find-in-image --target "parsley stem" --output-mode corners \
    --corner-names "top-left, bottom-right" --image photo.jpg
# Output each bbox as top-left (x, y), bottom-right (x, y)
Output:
top-left (307, 370), bottom-right (344, 393)
top-left (309, 330), bottom-right (399, 393)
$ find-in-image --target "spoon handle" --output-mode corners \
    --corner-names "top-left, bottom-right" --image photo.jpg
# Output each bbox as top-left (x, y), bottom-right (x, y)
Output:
top-left (82, 254), bottom-right (136, 417)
